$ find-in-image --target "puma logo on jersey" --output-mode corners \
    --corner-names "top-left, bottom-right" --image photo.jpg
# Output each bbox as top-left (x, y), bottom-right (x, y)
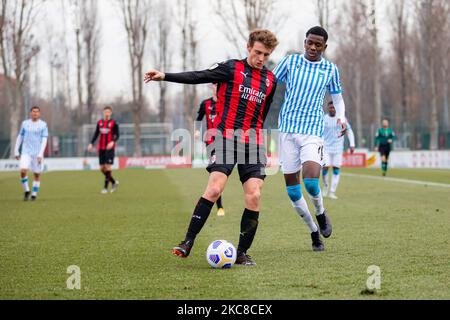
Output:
top-left (240, 71), bottom-right (249, 78)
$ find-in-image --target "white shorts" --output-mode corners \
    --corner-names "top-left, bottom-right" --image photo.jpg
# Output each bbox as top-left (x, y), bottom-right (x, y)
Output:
top-left (19, 154), bottom-right (44, 174)
top-left (279, 133), bottom-right (324, 174)
top-left (323, 152), bottom-right (343, 168)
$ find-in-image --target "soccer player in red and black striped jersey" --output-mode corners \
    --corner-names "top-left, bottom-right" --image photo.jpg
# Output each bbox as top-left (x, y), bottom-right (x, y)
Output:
top-left (145, 29), bottom-right (279, 266)
top-left (88, 106), bottom-right (120, 194)
top-left (196, 84), bottom-right (226, 217)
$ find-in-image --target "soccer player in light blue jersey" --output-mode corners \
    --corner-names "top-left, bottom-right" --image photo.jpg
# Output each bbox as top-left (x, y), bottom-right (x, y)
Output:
top-left (322, 101), bottom-right (355, 200)
top-left (273, 26), bottom-right (347, 251)
top-left (14, 106), bottom-right (49, 201)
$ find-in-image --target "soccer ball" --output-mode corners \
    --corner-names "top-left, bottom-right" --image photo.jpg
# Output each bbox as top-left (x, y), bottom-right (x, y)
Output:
top-left (206, 240), bottom-right (237, 269)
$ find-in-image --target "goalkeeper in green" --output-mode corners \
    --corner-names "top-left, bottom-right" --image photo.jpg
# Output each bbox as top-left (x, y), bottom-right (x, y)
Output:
top-left (374, 119), bottom-right (396, 176)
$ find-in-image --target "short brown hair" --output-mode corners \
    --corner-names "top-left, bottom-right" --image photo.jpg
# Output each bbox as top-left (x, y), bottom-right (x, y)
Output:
top-left (248, 29), bottom-right (279, 50)
top-left (104, 106), bottom-right (113, 111)
top-left (30, 106), bottom-right (40, 111)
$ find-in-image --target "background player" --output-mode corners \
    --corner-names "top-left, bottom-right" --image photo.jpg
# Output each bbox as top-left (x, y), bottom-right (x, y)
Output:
top-left (88, 106), bottom-right (120, 194)
top-left (322, 101), bottom-right (355, 200)
top-left (14, 106), bottom-right (49, 201)
top-left (145, 29), bottom-right (279, 266)
top-left (195, 84), bottom-right (225, 217)
top-left (375, 119), bottom-right (395, 176)
top-left (273, 26), bottom-right (346, 252)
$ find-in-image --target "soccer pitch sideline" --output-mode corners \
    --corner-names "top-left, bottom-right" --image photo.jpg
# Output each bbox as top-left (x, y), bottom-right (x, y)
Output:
top-left (0, 168), bottom-right (449, 300)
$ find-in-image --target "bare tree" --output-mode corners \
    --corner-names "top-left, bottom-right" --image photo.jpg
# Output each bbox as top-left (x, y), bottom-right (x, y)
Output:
top-left (368, 0), bottom-right (382, 131)
top-left (81, 0), bottom-right (101, 124)
top-left (118, 0), bottom-right (151, 156)
top-left (0, 0), bottom-right (41, 157)
top-left (58, 0), bottom-right (73, 113)
top-left (389, 0), bottom-right (409, 132)
top-left (213, 0), bottom-right (282, 56)
top-left (153, 0), bottom-right (172, 123)
top-left (316, 0), bottom-right (333, 30)
top-left (176, 0), bottom-right (200, 130)
top-left (415, 0), bottom-right (448, 150)
top-left (334, 0), bottom-right (371, 147)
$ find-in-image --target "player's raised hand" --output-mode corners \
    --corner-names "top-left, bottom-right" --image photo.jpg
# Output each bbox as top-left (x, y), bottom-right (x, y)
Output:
top-left (337, 119), bottom-right (347, 138)
top-left (144, 69), bottom-right (165, 83)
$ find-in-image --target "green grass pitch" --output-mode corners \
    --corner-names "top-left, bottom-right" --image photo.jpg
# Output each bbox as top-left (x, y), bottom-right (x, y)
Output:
top-left (0, 168), bottom-right (449, 299)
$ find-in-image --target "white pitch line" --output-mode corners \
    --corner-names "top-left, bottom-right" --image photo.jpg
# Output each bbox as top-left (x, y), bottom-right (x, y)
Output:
top-left (343, 173), bottom-right (450, 189)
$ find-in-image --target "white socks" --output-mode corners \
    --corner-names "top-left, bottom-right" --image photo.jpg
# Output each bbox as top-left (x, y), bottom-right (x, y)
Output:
top-left (331, 174), bottom-right (341, 193)
top-left (21, 177), bottom-right (30, 192)
top-left (32, 181), bottom-right (40, 197)
top-left (291, 197), bottom-right (318, 233)
top-left (307, 191), bottom-right (325, 216)
top-left (322, 171), bottom-right (329, 190)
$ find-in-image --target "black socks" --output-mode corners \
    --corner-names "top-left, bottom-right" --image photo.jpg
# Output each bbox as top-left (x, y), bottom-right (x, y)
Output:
top-left (185, 197), bottom-right (214, 242)
top-left (216, 196), bottom-right (223, 209)
top-left (238, 209), bottom-right (259, 254)
top-left (103, 171), bottom-right (116, 188)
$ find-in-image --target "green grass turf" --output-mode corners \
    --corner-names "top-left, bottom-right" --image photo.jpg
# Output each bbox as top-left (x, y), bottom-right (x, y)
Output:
top-left (0, 168), bottom-right (449, 300)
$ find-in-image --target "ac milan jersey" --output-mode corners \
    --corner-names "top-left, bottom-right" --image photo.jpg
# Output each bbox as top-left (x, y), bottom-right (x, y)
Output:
top-left (91, 119), bottom-right (120, 151)
top-left (197, 98), bottom-right (219, 130)
top-left (197, 97), bottom-right (220, 145)
top-left (165, 59), bottom-right (277, 145)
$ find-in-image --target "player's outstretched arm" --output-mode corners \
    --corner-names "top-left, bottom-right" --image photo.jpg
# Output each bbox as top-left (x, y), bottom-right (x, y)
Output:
top-left (144, 63), bottom-right (231, 85)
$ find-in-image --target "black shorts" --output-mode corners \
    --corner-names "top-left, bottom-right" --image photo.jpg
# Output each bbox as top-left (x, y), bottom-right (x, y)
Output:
top-left (379, 145), bottom-right (391, 158)
top-left (206, 138), bottom-right (266, 184)
top-left (99, 150), bottom-right (115, 165)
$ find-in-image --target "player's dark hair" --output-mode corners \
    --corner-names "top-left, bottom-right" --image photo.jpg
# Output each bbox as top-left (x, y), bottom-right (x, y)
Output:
top-left (306, 26), bottom-right (328, 43)
top-left (30, 106), bottom-right (40, 111)
top-left (328, 101), bottom-right (334, 106)
top-left (104, 106), bottom-right (113, 111)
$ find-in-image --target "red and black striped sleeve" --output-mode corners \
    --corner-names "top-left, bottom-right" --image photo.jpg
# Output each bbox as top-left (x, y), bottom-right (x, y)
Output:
top-left (164, 62), bottom-right (232, 84)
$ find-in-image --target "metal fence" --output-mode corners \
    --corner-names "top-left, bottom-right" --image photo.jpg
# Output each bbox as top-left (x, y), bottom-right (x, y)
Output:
top-left (0, 123), bottom-right (174, 158)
